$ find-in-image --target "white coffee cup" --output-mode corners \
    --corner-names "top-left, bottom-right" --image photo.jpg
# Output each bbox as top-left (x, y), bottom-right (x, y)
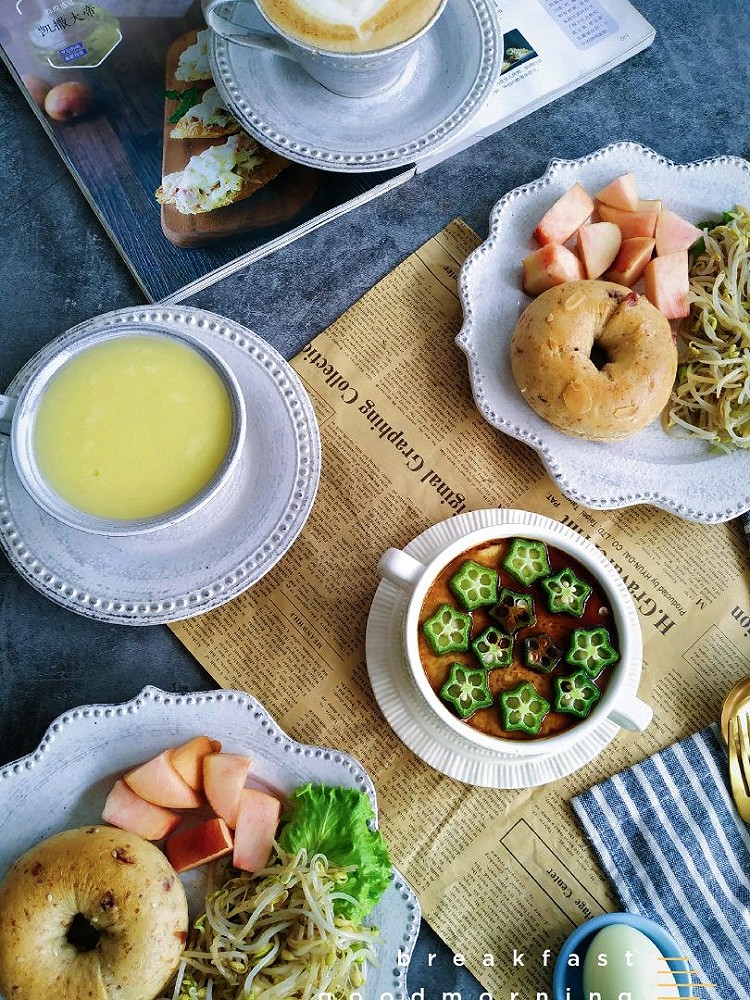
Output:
top-left (378, 513), bottom-right (652, 757)
top-left (202, 0), bottom-right (448, 97)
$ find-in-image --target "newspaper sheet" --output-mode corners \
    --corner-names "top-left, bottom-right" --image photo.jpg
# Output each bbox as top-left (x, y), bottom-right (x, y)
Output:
top-left (171, 220), bottom-right (750, 998)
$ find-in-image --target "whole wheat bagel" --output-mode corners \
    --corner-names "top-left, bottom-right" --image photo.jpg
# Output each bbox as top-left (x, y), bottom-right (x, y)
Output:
top-left (0, 826), bottom-right (188, 1000)
top-left (510, 280), bottom-right (677, 441)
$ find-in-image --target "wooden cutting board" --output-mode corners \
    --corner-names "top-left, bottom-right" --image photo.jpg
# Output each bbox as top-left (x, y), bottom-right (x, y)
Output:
top-left (159, 31), bottom-right (318, 248)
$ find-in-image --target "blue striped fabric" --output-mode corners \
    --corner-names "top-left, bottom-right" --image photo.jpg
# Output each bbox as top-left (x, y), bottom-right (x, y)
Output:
top-left (571, 725), bottom-right (750, 1000)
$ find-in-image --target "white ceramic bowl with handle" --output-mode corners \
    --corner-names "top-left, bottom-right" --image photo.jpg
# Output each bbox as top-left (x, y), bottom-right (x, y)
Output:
top-left (377, 510), bottom-right (651, 757)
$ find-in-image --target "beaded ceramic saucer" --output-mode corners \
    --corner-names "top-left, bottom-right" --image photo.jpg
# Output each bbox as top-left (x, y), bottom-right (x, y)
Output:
top-left (209, 0), bottom-right (501, 172)
top-left (0, 306), bottom-right (320, 625)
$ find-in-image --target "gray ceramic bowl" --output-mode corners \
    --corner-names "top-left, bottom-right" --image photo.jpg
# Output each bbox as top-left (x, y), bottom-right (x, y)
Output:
top-left (1, 319), bottom-right (246, 536)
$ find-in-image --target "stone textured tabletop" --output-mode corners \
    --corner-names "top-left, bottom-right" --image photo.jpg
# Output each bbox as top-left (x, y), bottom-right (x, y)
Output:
top-left (1, 0), bottom-right (749, 994)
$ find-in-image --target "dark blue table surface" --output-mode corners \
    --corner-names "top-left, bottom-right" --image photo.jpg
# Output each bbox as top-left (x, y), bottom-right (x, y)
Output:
top-left (2, 1), bottom-right (749, 995)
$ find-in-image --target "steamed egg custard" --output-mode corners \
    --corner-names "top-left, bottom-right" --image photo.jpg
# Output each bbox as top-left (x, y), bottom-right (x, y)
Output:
top-left (32, 336), bottom-right (233, 520)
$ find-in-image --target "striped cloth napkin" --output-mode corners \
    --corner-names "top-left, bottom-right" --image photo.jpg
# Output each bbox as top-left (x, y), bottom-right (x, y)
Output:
top-left (571, 725), bottom-right (750, 1000)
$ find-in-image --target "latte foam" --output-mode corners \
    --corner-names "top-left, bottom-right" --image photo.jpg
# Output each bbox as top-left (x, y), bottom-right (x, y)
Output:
top-left (256, 0), bottom-right (444, 52)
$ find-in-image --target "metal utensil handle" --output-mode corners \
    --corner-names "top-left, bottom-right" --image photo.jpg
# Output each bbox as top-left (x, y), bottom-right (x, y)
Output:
top-left (203, 0), bottom-right (295, 58)
top-left (0, 393), bottom-right (17, 436)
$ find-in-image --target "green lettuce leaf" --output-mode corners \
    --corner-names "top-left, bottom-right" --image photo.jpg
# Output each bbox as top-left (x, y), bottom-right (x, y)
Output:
top-left (277, 783), bottom-right (392, 921)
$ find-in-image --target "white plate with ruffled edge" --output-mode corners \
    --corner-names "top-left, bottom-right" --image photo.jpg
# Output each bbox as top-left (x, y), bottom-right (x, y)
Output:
top-left (0, 686), bottom-right (420, 1000)
top-left (365, 508), bottom-right (643, 789)
top-left (457, 141), bottom-right (750, 524)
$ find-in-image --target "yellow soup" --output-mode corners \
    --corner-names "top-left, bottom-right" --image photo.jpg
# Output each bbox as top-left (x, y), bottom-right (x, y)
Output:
top-left (33, 336), bottom-right (234, 520)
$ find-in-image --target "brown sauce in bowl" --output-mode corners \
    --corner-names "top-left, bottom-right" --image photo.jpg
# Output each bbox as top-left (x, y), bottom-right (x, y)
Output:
top-left (418, 539), bottom-right (617, 741)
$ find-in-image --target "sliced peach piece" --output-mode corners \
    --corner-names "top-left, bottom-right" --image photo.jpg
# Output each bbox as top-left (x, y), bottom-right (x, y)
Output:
top-left (233, 788), bottom-right (281, 872)
top-left (203, 752), bottom-right (251, 829)
top-left (165, 817), bottom-right (234, 873)
top-left (598, 203), bottom-right (660, 240)
top-left (604, 237), bottom-right (656, 286)
top-left (124, 750), bottom-right (203, 809)
top-left (655, 208), bottom-right (702, 256)
top-left (637, 197), bottom-right (662, 214)
top-left (577, 221), bottom-right (621, 279)
top-left (644, 250), bottom-right (690, 319)
top-left (102, 779), bottom-right (182, 841)
top-left (522, 243), bottom-right (584, 296)
top-left (533, 182), bottom-right (594, 245)
top-left (168, 735), bottom-right (216, 792)
top-left (595, 172), bottom-right (638, 211)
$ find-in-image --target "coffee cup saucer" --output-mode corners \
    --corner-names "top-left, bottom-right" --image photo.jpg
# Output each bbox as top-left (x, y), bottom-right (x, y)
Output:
top-left (209, 0), bottom-right (501, 172)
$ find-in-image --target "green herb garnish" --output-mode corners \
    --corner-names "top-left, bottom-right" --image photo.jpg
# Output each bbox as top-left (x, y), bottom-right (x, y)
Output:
top-left (165, 86), bottom-right (200, 124)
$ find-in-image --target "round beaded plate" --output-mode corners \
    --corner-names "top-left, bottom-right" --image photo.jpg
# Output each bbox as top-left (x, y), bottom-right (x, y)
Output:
top-left (209, 0), bottom-right (501, 172)
top-left (457, 141), bottom-right (750, 524)
top-left (0, 306), bottom-right (321, 624)
top-left (0, 686), bottom-right (420, 997)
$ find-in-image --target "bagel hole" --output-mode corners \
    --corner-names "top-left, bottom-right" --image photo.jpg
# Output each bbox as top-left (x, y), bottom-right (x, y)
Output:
top-left (589, 342), bottom-right (610, 370)
top-left (66, 912), bottom-right (102, 952)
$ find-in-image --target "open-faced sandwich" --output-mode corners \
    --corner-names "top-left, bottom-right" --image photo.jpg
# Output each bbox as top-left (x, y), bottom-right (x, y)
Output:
top-left (174, 27), bottom-right (211, 82)
top-left (169, 85), bottom-right (241, 139)
top-left (156, 133), bottom-right (290, 215)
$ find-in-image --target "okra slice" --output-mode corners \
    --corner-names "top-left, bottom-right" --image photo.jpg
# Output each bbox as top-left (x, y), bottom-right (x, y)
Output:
top-left (566, 627), bottom-right (618, 676)
top-left (448, 560), bottom-right (499, 611)
top-left (501, 538), bottom-right (551, 587)
top-left (554, 669), bottom-right (601, 718)
top-left (500, 681), bottom-right (550, 735)
top-left (522, 632), bottom-right (563, 674)
top-left (440, 663), bottom-right (494, 719)
top-left (422, 604), bottom-right (472, 655)
top-left (490, 588), bottom-right (536, 634)
top-left (471, 625), bottom-right (514, 670)
top-left (541, 567), bottom-right (592, 617)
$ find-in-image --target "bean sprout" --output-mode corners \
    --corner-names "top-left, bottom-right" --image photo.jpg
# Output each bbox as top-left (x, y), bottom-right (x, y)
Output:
top-left (667, 206), bottom-right (750, 450)
top-left (159, 847), bottom-right (379, 1000)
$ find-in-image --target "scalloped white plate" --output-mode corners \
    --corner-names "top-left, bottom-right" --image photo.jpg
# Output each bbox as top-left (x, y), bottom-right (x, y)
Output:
top-left (0, 306), bottom-right (321, 625)
top-left (457, 141), bottom-right (750, 524)
top-left (209, 0), bottom-right (500, 172)
top-left (365, 508), bottom-right (642, 788)
top-left (0, 686), bottom-right (420, 1000)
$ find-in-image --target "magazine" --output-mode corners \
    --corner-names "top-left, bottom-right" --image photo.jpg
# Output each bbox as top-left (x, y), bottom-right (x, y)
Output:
top-left (1, 0), bottom-right (654, 302)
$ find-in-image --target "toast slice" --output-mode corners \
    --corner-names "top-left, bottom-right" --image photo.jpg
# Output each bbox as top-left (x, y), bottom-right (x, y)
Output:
top-left (174, 27), bottom-right (212, 82)
top-left (156, 133), bottom-right (290, 215)
top-left (170, 86), bottom-right (242, 139)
